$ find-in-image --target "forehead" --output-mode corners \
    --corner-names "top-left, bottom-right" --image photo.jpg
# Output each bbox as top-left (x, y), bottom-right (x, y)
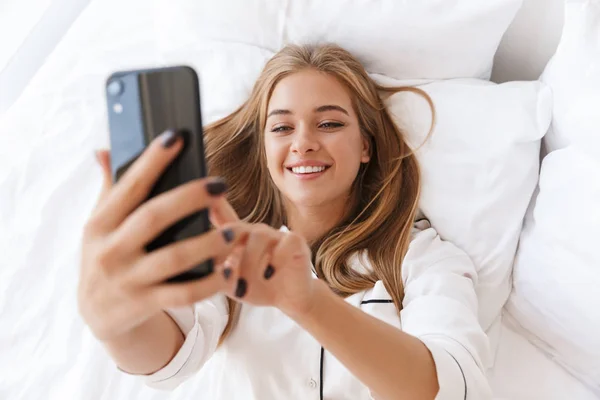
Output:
top-left (267, 70), bottom-right (354, 112)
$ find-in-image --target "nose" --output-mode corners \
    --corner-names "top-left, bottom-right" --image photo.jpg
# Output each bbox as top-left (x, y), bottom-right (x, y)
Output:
top-left (290, 123), bottom-right (320, 154)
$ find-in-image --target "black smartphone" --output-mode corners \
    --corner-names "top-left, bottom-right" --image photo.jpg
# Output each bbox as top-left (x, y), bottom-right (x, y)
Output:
top-left (105, 66), bottom-right (213, 283)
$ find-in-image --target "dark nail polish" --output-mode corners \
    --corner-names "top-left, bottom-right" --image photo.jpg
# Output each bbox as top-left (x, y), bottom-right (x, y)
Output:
top-left (264, 265), bottom-right (275, 280)
top-left (235, 278), bottom-right (247, 298)
top-left (222, 228), bottom-right (234, 243)
top-left (206, 262), bottom-right (214, 275)
top-left (161, 130), bottom-right (179, 148)
top-left (223, 268), bottom-right (232, 280)
top-left (206, 179), bottom-right (228, 196)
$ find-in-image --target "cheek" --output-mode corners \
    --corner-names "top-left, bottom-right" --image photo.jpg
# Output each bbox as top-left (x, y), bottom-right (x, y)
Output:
top-left (330, 134), bottom-right (364, 171)
top-left (264, 138), bottom-right (286, 175)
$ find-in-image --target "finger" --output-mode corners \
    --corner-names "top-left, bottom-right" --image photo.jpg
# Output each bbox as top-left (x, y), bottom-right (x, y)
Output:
top-left (217, 245), bottom-right (245, 291)
top-left (235, 226), bottom-right (281, 299)
top-left (269, 231), bottom-right (310, 274)
top-left (85, 150), bottom-right (115, 237)
top-left (218, 244), bottom-right (245, 298)
top-left (209, 196), bottom-right (240, 227)
top-left (113, 177), bottom-right (228, 250)
top-left (125, 223), bottom-right (250, 286)
top-left (147, 259), bottom-right (241, 309)
top-left (221, 244), bottom-right (244, 271)
top-left (94, 130), bottom-right (184, 233)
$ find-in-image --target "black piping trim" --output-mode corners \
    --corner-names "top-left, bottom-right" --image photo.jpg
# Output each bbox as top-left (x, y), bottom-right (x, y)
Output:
top-left (419, 334), bottom-right (479, 369)
top-left (446, 351), bottom-right (467, 400)
top-left (444, 336), bottom-right (479, 368)
top-left (360, 299), bottom-right (394, 305)
top-left (319, 346), bottom-right (325, 400)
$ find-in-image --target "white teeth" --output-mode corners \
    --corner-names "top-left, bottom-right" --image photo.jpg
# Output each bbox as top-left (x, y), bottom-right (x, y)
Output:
top-left (291, 166), bottom-right (326, 174)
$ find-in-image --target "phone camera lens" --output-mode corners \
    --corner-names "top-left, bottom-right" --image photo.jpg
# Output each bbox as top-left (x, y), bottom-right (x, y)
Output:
top-left (107, 80), bottom-right (124, 96)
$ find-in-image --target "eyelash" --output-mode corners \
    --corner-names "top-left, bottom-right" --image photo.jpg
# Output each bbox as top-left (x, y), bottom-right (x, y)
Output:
top-left (320, 122), bottom-right (344, 130)
top-left (270, 122), bottom-right (345, 133)
top-left (271, 126), bottom-right (291, 133)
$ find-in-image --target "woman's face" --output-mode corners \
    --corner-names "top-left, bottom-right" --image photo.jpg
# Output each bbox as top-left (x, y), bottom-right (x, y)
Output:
top-left (264, 69), bottom-right (370, 209)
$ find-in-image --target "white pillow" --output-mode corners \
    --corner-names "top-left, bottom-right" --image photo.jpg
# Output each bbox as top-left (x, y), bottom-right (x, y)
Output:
top-left (384, 79), bottom-right (552, 334)
top-left (506, 0), bottom-right (600, 389)
top-left (491, 0), bottom-right (564, 82)
top-left (540, 0), bottom-right (600, 156)
top-left (154, 0), bottom-right (523, 80)
top-left (506, 147), bottom-right (600, 389)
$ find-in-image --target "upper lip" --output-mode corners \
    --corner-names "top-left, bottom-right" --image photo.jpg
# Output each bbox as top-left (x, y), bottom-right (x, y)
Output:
top-left (285, 161), bottom-right (332, 169)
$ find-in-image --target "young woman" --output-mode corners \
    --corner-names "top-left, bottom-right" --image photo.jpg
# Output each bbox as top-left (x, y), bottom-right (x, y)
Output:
top-left (79, 44), bottom-right (491, 399)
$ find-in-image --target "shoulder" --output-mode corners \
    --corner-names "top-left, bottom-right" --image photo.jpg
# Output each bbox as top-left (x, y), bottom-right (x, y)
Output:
top-left (346, 215), bottom-right (472, 275)
top-left (404, 219), bottom-right (477, 285)
top-left (408, 221), bottom-right (464, 261)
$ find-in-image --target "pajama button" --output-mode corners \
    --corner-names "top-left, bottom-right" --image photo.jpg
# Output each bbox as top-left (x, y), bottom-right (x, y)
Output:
top-left (308, 378), bottom-right (318, 389)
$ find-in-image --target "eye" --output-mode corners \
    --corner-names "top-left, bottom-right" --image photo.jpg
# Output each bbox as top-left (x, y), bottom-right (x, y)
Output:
top-left (319, 121), bottom-right (345, 130)
top-left (271, 125), bottom-right (293, 133)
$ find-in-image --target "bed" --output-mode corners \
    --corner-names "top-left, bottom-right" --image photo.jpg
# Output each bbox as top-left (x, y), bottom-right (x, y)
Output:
top-left (1, 0), bottom-right (598, 399)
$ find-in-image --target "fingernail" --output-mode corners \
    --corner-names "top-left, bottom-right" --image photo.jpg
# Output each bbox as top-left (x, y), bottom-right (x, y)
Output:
top-left (94, 150), bottom-right (101, 164)
top-left (206, 178), bottom-right (228, 196)
top-left (223, 268), bottom-right (232, 280)
top-left (235, 278), bottom-right (247, 298)
top-left (264, 265), bottom-right (275, 280)
top-left (161, 130), bottom-right (179, 148)
top-left (205, 263), bottom-right (215, 275)
top-left (222, 228), bottom-right (234, 243)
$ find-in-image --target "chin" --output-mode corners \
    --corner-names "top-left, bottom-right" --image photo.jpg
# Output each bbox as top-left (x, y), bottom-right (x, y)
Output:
top-left (290, 196), bottom-right (326, 208)
top-left (286, 192), bottom-right (332, 208)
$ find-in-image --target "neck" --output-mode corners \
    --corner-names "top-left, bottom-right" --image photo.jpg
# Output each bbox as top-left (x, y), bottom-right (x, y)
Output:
top-left (285, 197), bottom-right (347, 244)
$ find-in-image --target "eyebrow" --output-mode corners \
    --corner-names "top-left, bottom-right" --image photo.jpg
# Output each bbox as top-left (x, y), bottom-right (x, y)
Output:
top-left (267, 104), bottom-right (349, 118)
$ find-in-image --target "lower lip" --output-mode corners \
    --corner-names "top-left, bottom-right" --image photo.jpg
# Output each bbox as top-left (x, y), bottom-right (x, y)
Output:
top-left (287, 168), bottom-right (329, 180)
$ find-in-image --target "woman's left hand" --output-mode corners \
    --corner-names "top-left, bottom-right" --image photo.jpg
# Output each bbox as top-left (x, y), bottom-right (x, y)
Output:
top-left (225, 223), bottom-right (318, 318)
top-left (211, 197), bottom-right (319, 318)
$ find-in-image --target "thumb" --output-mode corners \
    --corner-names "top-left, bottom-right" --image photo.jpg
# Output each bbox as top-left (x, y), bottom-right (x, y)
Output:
top-left (94, 149), bottom-right (113, 205)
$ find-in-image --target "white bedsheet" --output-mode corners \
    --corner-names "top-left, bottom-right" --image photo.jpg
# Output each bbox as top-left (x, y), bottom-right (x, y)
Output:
top-left (489, 314), bottom-right (599, 400)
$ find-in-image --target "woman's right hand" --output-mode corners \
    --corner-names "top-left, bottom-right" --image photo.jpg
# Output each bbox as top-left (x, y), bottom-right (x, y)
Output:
top-left (78, 130), bottom-right (243, 342)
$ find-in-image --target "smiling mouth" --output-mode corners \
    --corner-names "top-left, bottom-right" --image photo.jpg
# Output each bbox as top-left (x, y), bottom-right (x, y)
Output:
top-left (287, 165), bottom-right (331, 174)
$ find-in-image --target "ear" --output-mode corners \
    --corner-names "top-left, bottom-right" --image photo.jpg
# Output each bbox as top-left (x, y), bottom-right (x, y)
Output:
top-left (360, 136), bottom-right (371, 163)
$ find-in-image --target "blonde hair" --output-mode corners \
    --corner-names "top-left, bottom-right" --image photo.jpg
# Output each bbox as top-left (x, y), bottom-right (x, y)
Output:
top-left (204, 44), bottom-right (434, 344)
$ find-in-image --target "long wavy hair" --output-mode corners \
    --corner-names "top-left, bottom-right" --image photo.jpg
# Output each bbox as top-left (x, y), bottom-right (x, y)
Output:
top-left (204, 44), bottom-right (434, 344)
